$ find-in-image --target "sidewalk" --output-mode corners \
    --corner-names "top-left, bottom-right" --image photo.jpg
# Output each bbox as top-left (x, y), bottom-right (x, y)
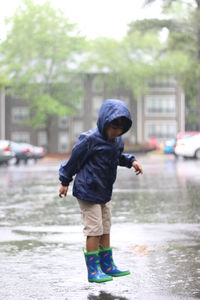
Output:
top-left (38, 153), bottom-right (70, 164)
top-left (39, 151), bottom-right (175, 165)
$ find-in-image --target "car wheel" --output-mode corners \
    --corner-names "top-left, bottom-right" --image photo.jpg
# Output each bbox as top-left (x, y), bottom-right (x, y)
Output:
top-left (195, 148), bottom-right (200, 159)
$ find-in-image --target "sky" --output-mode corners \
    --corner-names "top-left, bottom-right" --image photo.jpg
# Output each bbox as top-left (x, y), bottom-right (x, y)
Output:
top-left (0, 0), bottom-right (162, 41)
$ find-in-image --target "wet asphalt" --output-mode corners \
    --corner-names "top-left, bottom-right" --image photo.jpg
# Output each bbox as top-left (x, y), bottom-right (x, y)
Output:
top-left (0, 154), bottom-right (200, 300)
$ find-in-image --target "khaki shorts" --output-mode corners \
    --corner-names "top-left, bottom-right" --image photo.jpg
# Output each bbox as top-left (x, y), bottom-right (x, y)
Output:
top-left (77, 199), bottom-right (112, 236)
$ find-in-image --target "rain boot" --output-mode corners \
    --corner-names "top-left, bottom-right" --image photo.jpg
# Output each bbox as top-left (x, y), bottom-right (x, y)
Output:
top-left (83, 248), bottom-right (113, 283)
top-left (99, 244), bottom-right (130, 277)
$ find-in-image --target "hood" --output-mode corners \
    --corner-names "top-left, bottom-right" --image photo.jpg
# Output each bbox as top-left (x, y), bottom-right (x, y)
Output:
top-left (97, 99), bottom-right (132, 137)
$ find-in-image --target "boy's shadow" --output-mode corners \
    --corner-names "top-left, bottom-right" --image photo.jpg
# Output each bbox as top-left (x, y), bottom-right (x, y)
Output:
top-left (87, 291), bottom-right (129, 300)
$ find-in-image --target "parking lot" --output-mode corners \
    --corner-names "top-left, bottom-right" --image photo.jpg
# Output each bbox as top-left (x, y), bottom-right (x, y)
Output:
top-left (0, 154), bottom-right (200, 300)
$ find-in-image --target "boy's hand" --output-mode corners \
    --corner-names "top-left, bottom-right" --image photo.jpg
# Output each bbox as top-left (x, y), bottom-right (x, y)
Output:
top-left (132, 161), bottom-right (143, 175)
top-left (59, 185), bottom-right (68, 198)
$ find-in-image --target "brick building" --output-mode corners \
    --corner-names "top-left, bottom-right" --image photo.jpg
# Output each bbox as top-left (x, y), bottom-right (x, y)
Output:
top-left (0, 74), bottom-right (185, 153)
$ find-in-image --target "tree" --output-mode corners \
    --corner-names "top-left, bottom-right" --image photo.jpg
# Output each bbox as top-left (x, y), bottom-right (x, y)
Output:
top-left (83, 31), bottom-right (161, 101)
top-left (0, 43), bottom-right (9, 89)
top-left (0, 73), bottom-right (9, 90)
top-left (128, 0), bottom-right (200, 130)
top-left (1, 0), bottom-right (85, 150)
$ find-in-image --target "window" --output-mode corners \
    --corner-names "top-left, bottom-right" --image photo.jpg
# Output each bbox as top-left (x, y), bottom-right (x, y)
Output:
top-left (12, 107), bottom-right (29, 123)
top-left (58, 133), bottom-right (69, 153)
top-left (145, 95), bottom-right (176, 115)
top-left (11, 132), bottom-right (30, 143)
top-left (73, 120), bottom-right (83, 139)
top-left (93, 96), bottom-right (103, 115)
top-left (38, 131), bottom-right (48, 148)
top-left (58, 116), bottom-right (69, 129)
top-left (75, 98), bottom-right (83, 113)
top-left (146, 122), bottom-right (177, 140)
top-left (93, 76), bottom-right (104, 93)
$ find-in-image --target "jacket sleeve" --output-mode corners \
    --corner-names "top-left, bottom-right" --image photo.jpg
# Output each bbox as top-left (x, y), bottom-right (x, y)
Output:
top-left (118, 153), bottom-right (136, 168)
top-left (59, 135), bottom-right (92, 186)
top-left (117, 137), bottom-right (136, 168)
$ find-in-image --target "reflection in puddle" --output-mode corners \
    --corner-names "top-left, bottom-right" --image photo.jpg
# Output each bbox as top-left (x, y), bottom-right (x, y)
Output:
top-left (88, 291), bottom-right (129, 300)
top-left (0, 158), bottom-right (200, 299)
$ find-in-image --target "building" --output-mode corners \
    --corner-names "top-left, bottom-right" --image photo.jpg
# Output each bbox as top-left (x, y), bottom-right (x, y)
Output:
top-left (0, 75), bottom-right (185, 153)
top-left (137, 77), bottom-right (185, 144)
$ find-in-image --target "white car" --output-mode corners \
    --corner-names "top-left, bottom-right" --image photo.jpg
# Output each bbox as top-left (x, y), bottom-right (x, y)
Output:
top-left (174, 134), bottom-right (200, 159)
top-left (0, 140), bottom-right (15, 165)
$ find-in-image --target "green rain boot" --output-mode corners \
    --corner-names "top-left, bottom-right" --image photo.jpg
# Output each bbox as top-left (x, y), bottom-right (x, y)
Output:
top-left (99, 244), bottom-right (131, 277)
top-left (83, 248), bottom-right (113, 283)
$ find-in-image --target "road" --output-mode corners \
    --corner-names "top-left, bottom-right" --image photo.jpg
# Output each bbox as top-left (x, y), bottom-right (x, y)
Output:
top-left (0, 155), bottom-right (200, 300)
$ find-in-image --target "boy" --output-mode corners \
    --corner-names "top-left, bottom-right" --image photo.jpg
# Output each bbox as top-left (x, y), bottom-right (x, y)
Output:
top-left (59, 99), bottom-right (143, 283)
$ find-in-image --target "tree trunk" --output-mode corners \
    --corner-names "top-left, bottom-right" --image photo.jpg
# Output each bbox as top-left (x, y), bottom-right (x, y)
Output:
top-left (46, 115), bottom-right (53, 153)
top-left (197, 78), bottom-right (200, 131)
top-left (196, 0), bottom-right (200, 130)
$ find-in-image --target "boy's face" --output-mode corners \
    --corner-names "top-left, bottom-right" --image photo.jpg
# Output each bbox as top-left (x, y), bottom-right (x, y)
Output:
top-left (106, 125), bottom-right (123, 140)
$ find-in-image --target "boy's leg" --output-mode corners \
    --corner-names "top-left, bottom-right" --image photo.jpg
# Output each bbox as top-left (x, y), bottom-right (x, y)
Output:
top-left (77, 199), bottom-right (113, 282)
top-left (99, 202), bottom-right (130, 277)
top-left (100, 201), bottom-right (111, 248)
top-left (99, 233), bottom-right (110, 248)
top-left (78, 199), bottom-right (103, 251)
top-left (86, 236), bottom-right (100, 252)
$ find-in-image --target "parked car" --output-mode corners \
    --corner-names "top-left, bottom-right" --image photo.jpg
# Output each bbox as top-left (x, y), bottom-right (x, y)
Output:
top-left (9, 141), bottom-right (33, 165)
top-left (148, 136), bottom-right (160, 150)
top-left (163, 138), bottom-right (176, 154)
top-left (11, 143), bottom-right (46, 164)
top-left (32, 145), bottom-right (46, 160)
top-left (174, 133), bottom-right (200, 159)
top-left (173, 131), bottom-right (200, 158)
top-left (0, 140), bottom-right (15, 165)
top-left (176, 131), bottom-right (200, 140)
top-left (0, 140), bottom-right (46, 165)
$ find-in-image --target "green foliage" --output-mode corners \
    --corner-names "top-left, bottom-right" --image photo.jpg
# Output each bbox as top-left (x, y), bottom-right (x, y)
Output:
top-left (83, 31), bottom-right (161, 98)
top-left (119, 31), bottom-right (161, 96)
top-left (133, 0), bottom-right (200, 129)
top-left (0, 44), bottom-right (9, 89)
top-left (0, 72), bottom-right (9, 89)
top-left (82, 38), bottom-right (123, 73)
top-left (1, 0), bottom-right (85, 129)
top-left (129, 19), bottom-right (176, 34)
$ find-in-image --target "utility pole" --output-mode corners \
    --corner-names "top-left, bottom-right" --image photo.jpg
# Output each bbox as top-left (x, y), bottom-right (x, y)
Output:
top-left (0, 88), bottom-right (5, 139)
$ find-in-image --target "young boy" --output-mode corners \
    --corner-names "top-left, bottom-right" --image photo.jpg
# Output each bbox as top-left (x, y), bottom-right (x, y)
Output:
top-left (59, 99), bottom-right (143, 283)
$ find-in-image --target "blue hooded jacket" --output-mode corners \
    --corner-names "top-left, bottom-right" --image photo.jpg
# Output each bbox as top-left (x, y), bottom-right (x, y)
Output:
top-left (59, 99), bottom-right (136, 204)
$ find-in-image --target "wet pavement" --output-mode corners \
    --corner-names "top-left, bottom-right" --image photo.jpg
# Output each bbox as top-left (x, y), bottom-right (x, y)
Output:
top-left (0, 155), bottom-right (200, 300)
